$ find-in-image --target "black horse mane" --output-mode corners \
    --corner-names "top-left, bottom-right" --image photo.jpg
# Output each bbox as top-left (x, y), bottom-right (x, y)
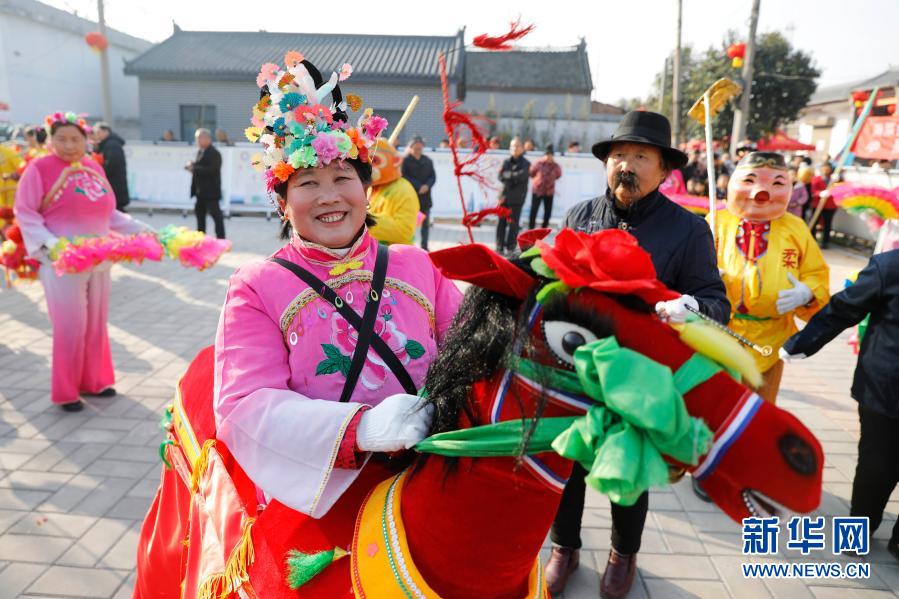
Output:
top-left (421, 256), bottom-right (647, 458)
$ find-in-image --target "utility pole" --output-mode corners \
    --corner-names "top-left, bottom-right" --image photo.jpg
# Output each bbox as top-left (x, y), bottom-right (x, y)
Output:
top-left (672, 0), bottom-right (682, 143)
top-left (730, 0), bottom-right (761, 157)
top-left (658, 56), bottom-right (669, 113)
top-left (97, 0), bottom-right (114, 124)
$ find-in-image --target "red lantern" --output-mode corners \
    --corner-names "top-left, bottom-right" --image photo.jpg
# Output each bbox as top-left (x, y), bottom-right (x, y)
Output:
top-left (726, 42), bottom-right (746, 68)
top-left (888, 104), bottom-right (896, 115)
top-left (84, 31), bottom-right (109, 53)
top-left (851, 91), bottom-right (869, 103)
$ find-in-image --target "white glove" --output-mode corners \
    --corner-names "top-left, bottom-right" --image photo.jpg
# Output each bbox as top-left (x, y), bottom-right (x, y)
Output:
top-left (778, 347), bottom-right (807, 362)
top-left (655, 294), bottom-right (699, 324)
top-left (356, 394), bottom-right (434, 452)
top-left (36, 236), bottom-right (60, 264)
top-left (776, 273), bottom-right (813, 315)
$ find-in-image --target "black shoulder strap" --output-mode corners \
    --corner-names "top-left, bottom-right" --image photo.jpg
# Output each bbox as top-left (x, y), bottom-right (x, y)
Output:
top-left (337, 244), bottom-right (388, 403)
top-left (270, 245), bottom-right (417, 398)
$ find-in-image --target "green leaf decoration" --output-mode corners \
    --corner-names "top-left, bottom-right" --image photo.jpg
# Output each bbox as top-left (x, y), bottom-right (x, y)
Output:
top-left (321, 344), bottom-right (344, 360)
top-left (405, 340), bottom-right (425, 359)
top-left (316, 359), bottom-right (341, 376)
top-left (338, 356), bottom-right (352, 377)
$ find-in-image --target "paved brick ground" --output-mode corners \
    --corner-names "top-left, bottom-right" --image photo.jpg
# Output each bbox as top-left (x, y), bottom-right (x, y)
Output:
top-left (0, 214), bottom-right (896, 598)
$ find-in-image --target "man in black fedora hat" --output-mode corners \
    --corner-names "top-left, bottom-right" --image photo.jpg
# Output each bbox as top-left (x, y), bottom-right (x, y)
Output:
top-left (547, 110), bottom-right (730, 599)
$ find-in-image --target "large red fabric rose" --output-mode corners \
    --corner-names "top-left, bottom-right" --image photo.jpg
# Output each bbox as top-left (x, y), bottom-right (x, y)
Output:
top-left (537, 229), bottom-right (679, 304)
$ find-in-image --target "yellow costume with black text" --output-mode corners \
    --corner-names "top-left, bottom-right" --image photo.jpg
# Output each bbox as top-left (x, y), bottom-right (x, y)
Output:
top-left (711, 210), bottom-right (830, 374)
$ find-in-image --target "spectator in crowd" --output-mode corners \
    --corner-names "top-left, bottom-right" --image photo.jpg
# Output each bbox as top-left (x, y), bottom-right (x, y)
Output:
top-left (93, 122), bottom-right (130, 211)
top-left (523, 138), bottom-right (535, 152)
top-left (782, 248), bottom-right (899, 564)
top-left (811, 162), bottom-right (837, 248)
top-left (186, 128), bottom-right (225, 239)
top-left (715, 172), bottom-right (729, 200)
top-left (401, 135), bottom-right (436, 251)
top-left (787, 166), bottom-right (809, 218)
top-left (679, 150), bottom-right (706, 185)
top-left (438, 139), bottom-right (450, 148)
top-left (798, 163), bottom-right (815, 221)
top-left (488, 136), bottom-right (501, 150)
top-left (527, 144), bottom-right (562, 229)
top-left (687, 177), bottom-right (708, 197)
top-left (215, 128), bottom-right (234, 147)
top-left (735, 141), bottom-right (756, 161)
top-left (161, 129), bottom-right (176, 142)
top-left (566, 140), bottom-right (581, 154)
top-left (24, 126), bottom-right (48, 153)
top-left (495, 136), bottom-right (530, 253)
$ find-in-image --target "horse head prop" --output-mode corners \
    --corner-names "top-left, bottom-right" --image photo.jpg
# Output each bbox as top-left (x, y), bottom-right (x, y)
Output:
top-left (352, 228), bottom-right (823, 599)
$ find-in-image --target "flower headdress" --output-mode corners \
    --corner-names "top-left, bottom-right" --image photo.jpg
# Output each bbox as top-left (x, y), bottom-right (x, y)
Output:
top-left (245, 51), bottom-right (388, 193)
top-left (44, 111), bottom-right (92, 135)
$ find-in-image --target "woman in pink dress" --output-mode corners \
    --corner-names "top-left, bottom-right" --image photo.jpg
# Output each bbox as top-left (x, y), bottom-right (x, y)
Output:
top-left (14, 112), bottom-right (150, 411)
top-left (132, 54), bottom-right (462, 597)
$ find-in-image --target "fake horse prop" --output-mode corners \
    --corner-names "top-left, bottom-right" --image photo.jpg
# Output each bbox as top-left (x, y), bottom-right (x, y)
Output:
top-left (134, 229), bottom-right (823, 599)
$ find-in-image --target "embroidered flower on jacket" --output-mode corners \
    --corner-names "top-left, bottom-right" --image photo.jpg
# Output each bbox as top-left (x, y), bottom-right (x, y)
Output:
top-left (317, 310), bottom-right (426, 390)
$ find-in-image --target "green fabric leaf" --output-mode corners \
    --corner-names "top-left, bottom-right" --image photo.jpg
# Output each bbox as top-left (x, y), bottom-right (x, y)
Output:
top-left (285, 548), bottom-right (346, 589)
top-left (535, 280), bottom-right (570, 304)
top-left (529, 257), bottom-right (558, 279)
top-left (405, 340), bottom-right (425, 359)
top-left (519, 246), bottom-right (542, 260)
top-left (321, 344), bottom-right (344, 360)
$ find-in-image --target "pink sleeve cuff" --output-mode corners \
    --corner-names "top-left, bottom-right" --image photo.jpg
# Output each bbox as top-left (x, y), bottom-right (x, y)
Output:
top-left (334, 406), bottom-right (369, 469)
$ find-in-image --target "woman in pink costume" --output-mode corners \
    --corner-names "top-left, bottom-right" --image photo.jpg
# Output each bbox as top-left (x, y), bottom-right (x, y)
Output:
top-left (14, 112), bottom-right (150, 411)
top-left (133, 54), bottom-right (461, 597)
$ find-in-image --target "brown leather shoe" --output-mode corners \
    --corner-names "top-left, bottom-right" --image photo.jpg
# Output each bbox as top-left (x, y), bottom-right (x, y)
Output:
top-left (545, 546), bottom-right (579, 596)
top-left (599, 549), bottom-right (637, 599)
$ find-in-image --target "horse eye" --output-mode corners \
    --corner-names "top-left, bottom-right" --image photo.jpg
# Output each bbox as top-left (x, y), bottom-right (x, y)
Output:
top-left (544, 321), bottom-right (598, 366)
top-left (562, 331), bottom-right (586, 355)
top-left (778, 433), bottom-right (817, 476)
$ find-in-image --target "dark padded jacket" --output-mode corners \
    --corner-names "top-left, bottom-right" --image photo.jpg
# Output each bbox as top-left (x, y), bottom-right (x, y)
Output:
top-left (562, 189), bottom-right (731, 324)
top-left (784, 249), bottom-right (899, 418)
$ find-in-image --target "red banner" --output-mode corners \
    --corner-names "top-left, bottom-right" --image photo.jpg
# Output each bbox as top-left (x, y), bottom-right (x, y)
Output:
top-left (851, 115), bottom-right (899, 160)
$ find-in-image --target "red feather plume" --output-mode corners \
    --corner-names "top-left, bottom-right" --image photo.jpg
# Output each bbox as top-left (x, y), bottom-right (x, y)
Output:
top-left (472, 19), bottom-right (536, 51)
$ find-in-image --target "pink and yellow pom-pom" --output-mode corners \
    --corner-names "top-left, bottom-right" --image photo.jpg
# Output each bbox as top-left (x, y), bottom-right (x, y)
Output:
top-left (156, 225), bottom-right (231, 271)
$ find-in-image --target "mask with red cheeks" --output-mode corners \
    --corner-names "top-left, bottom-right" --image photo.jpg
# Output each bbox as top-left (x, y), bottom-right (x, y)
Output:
top-left (726, 152), bottom-right (792, 222)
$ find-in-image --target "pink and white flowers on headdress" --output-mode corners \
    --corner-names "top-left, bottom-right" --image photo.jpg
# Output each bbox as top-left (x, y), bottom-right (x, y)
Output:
top-left (245, 51), bottom-right (388, 192)
top-left (44, 111), bottom-right (92, 135)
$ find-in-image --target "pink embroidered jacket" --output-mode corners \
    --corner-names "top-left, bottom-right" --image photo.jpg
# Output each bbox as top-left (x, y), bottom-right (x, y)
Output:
top-left (213, 230), bottom-right (462, 517)
top-left (14, 153), bottom-right (145, 255)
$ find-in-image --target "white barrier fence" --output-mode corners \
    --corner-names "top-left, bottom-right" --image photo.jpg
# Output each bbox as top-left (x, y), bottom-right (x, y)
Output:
top-left (124, 143), bottom-right (607, 219)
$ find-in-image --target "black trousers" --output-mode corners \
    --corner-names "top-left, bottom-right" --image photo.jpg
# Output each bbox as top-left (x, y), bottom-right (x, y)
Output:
top-left (195, 196), bottom-right (226, 239)
top-left (851, 404), bottom-right (899, 543)
top-left (550, 462), bottom-right (649, 554)
top-left (528, 194), bottom-right (554, 229)
top-left (420, 208), bottom-right (430, 251)
top-left (819, 208), bottom-right (836, 248)
top-left (495, 203), bottom-right (523, 252)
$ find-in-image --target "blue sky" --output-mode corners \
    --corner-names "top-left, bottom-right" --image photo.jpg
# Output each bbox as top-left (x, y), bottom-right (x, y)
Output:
top-left (49, 0), bottom-right (898, 103)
